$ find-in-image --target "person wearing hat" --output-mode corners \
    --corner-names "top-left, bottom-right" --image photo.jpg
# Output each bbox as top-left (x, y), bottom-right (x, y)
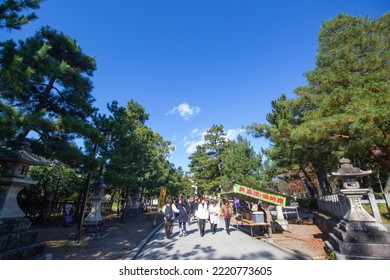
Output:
top-left (208, 199), bottom-right (220, 235)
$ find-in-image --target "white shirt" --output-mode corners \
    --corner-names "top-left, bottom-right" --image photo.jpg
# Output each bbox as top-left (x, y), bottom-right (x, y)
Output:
top-left (161, 204), bottom-right (179, 220)
top-left (196, 203), bottom-right (209, 220)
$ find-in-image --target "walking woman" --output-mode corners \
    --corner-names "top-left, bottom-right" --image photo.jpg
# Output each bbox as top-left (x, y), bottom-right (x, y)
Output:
top-left (221, 199), bottom-right (234, 235)
top-left (176, 199), bottom-right (189, 237)
top-left (208, 199), bottom-right (220, 234)
top-left (195, 197), bottom-right (209, 237)
top-left (162, 198), bottom-right (179, 238)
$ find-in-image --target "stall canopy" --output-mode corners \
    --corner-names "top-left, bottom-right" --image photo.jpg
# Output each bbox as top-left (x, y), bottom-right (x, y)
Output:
top-left (221, 182), bottom-right (288, 207)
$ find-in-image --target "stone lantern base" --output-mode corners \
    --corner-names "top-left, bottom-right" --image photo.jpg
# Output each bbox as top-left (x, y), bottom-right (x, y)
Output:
top-left (82, 221), bottom-right (110, 239)
top-left (70, 220), bottom-right (110, 240)
top-left (0, 217), bottom-right (51, 260)
top-left (326, 220), bottom-right (390, 260)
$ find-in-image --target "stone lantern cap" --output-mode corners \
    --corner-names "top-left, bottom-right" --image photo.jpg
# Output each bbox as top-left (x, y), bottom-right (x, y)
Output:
top-left (90, 176), bottom-right (109, 190)
top-left (0, 141), bottom-right (47, 166)
top-left (331, 158), bottom-right (372, 178)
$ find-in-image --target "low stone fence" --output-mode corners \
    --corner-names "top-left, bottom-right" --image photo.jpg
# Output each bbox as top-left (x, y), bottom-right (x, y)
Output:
top-left (315, 192), bottom-right (390, 239)
top-left (317, 192), bottom-right (390, 222)
top-left (317, 194), bottom-right (349, 220)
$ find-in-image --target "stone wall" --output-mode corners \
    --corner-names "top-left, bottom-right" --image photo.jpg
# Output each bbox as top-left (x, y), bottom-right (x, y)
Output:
top-left (314, 211), bottom-right (338, 240)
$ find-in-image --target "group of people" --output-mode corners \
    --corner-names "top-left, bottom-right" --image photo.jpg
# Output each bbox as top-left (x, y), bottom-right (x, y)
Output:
top-left (161, 195), bottom-right (235, 239)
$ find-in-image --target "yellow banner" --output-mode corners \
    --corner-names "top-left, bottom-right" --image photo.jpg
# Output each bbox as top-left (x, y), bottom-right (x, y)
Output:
top-left (158, 187), bottom-right (167, 209)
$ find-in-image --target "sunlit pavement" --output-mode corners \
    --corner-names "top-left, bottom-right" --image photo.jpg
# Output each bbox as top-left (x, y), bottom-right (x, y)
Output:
top-left (134, 219), bottom-right (306, 260)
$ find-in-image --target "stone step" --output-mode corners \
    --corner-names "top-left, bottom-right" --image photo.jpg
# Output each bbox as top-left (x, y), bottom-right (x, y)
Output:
top-left (333, 227), bottom-right (390, 243)
top-left (0, 218), bottom-right (32, 234)
top-left (0, 241), bottom-right (46, 260)
top-left (329, 233), bottom-right (390, 259)
top-left (0, 230), bottom-right (38, 251)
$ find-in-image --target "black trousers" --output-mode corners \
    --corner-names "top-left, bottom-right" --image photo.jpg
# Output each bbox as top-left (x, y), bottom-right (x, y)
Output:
top-left (198, 219), bottom-right (206, 236)
top-left (224, 218), bottom-right (231, 232)
top-left (165, 219), bottom-right (173, 237)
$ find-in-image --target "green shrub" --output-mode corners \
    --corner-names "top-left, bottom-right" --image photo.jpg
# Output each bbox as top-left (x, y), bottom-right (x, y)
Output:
top-left (328, 251), bottom-right (337, 260)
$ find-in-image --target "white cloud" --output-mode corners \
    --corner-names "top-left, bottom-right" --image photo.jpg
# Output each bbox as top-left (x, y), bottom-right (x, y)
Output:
top-left (184, 138), bottom-right (205, 154)
top-left (226, 128), bottom-right (246, 140)
top-left (184, 129), bottom-right (206, 154)
top-left (183, 128), bottom-right (246, 154)
top-left (168, 102), bottom-right (201, 120)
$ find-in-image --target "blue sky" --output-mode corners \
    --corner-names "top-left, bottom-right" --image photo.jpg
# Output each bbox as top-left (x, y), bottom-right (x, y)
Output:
top-left (3, 0), bottom-right (389, 171)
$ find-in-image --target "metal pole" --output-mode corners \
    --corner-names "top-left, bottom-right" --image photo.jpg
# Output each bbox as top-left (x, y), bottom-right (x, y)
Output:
top-left (76, 142), bottom-right (98, 244)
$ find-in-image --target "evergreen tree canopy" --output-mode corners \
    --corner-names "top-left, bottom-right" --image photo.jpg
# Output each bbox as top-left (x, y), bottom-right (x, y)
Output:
top-left (95, 100), bottom-right (176, 200)
top-left (293, 13), bottom-right (390, 170)
top-left (189, 124), bottom-right (227, 194)
top-left (221, 135), bottom-right (262, 187)
top-left (0, 0), bottom-right (42, 30)
top-left (189, 124), bottom-right (263, 195)
top-left (247, 12), bottom-right (390, 195)
top-left (0, 26), bottom-right (99, 166)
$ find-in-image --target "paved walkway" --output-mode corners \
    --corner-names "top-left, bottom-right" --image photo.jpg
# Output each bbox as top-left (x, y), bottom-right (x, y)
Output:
top-left (131, 219), bottom-right (309, 260)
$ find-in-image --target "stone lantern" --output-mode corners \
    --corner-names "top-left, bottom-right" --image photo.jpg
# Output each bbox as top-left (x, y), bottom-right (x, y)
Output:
top-left (331, 158), bottom-right (375, 223)
top-left (82, 176), bottom-right (110, 239)
top-left (327, 158), bottom-right (390, 260)
top-left (85, 176), bottom-right (108, 224)
top-left (0, 141), bottom-right (49, 259)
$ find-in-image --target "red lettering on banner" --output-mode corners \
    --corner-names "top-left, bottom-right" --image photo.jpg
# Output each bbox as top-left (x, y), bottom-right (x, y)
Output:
top-left (246, 189), bottom-right (253, 195)
top-left (270, 196), bottom-right (276, 201)
top-left (254, 191), bottom-right (260, 197)
top-left (277, 198), bottom-right (284, 204)
top-left (263, 194), bottom-right (269, 199)
top-left (239, 186), bottom-right (246, 193)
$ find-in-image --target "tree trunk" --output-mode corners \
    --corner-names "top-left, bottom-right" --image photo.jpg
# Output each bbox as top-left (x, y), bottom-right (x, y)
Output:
top-left (120, 187), bottom-right (131, 222)
top-left (384, 175), bottom-right (390, 193)
top-left (370, 145), bottom-right (390, 171)
top-left (16, 77), bottom-right (57, 141)
top-left (42, 196), bottom-right (53, 224)
top-left (315, 162), bottom-right (333, 195)
top-left (299, 167), bottom-right (318, 197)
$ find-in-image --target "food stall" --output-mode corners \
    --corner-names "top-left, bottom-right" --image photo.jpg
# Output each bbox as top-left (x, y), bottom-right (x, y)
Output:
top-left (221, 182), bottom-right (290, 237)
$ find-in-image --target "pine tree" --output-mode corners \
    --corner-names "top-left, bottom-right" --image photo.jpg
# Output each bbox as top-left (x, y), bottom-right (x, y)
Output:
top-left (0, 0), bottom-right (42, 30)
top-left (0, 26), bottom-right (98, 166)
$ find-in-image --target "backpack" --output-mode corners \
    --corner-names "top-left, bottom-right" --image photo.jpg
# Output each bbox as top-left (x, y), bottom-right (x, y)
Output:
top-left (164, 205), bottom-right (174, 221)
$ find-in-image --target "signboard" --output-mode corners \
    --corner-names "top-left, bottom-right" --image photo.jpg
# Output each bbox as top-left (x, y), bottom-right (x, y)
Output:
top-left (157, 187), bottom-right (167, 209)
top-left (63, 203), bottom-right (74, 225)
top-left (222, 183), bottom-right (287, 206)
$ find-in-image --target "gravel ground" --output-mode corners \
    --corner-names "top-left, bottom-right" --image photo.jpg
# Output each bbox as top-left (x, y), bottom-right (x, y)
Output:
top-left (270, 222), bottom-right (328, 260)
top-left (34, 211), bottom-right (163, 260)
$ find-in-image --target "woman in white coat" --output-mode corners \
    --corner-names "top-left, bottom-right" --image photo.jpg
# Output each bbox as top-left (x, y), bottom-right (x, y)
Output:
top-left (208, 199), bottom-right (221, 234)
top-left (195, 197), bottom-right (209, 237)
